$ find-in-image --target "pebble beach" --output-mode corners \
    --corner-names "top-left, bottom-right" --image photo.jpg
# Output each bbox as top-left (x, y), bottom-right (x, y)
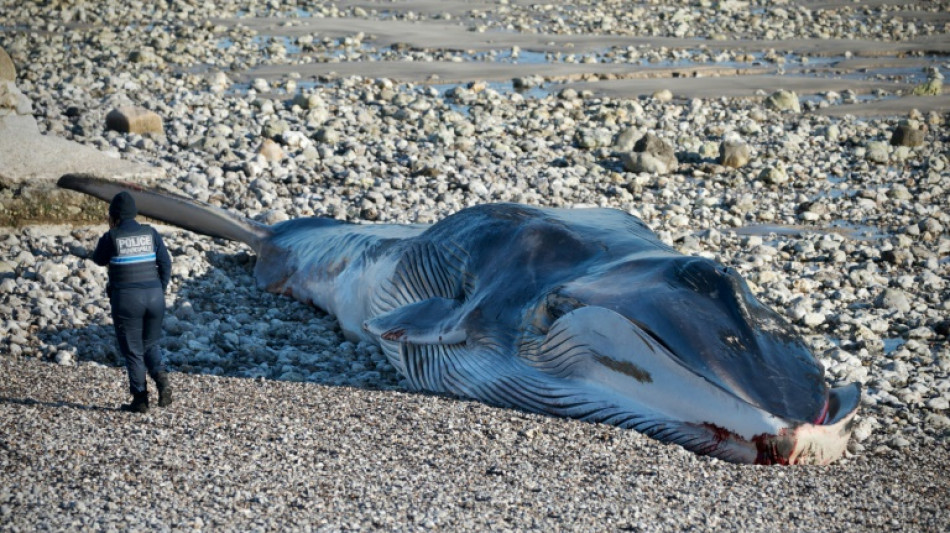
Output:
top-left (1, 0), bottom-right (949, 530)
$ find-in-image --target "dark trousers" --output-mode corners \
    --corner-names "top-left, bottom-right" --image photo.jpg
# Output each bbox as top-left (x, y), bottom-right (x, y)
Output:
top-left (111, 287), bottom-right (166, 395)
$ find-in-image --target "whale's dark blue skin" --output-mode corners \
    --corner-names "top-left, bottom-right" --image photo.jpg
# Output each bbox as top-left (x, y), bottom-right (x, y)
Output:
top-left (59, 176), bottom-right (860, 465)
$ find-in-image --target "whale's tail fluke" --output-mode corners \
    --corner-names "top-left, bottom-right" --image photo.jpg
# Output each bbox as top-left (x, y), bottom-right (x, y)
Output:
top-left (58, 174), bottom-right (271, 254)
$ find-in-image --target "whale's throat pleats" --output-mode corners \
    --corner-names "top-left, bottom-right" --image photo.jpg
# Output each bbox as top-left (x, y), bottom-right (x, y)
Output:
top-left (372, 240), bottom-right (473, 316)
top-left (367, 240), bottom-right (475, 378)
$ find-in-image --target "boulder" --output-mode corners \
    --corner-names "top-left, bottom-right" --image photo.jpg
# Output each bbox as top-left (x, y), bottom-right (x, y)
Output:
top-left (620, 133), bottom-right (678, 174)
top-left (258, 138), bottom-right (284, 162)
top-left (875, 288), bottom-right (911, 313)
top-left (262, 118), bottom-right (290, 141)
top-left (889, 120), bottom-right (926, 147)
top-left (912, 67), bottom-right (943, 96)
top-left (292, 92), bottom-right (326, 110)
top-left (865, 141), bottom-right (889, 164)
top-left (513, 75), bottom-right (544, 90)
top-left (758, 164), bottom-right (789, 185)
top-left (912, 79), bottom-right (942, 96)
top-left (105, 106), bottom-right (164, 135)
top-left (574, 128), bottom-right (613, 149)
top-left (621, 152), bottom-right (671, 174)
top-left (652, 89), bottom-right (673, 102)
top-left (208, 71), bottom-right (230, 93)
top-left (613, 127), bottom-right (639, 152)
top-left (128, 47), bottom-right (163, 66)
top-left (765, 89), bottom-right (801, 113)
top-left (719, 139), bottom-right (751, 168)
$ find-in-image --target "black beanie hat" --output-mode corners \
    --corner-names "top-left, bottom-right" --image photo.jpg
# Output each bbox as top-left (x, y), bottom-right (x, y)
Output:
top-left (109, 191), bottom-right (137, 220)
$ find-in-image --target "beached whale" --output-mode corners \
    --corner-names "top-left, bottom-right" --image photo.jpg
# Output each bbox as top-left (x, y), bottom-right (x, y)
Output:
top-left (59, 174), bottom-right (859, 465)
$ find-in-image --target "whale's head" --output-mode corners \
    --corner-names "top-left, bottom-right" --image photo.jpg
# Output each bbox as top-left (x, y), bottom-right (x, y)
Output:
top-left (528, 254), bottom-right (859, 464)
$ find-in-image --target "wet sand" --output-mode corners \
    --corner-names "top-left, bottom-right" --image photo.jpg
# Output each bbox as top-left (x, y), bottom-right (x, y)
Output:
top-left (224, 10), bottom-right (950, 115)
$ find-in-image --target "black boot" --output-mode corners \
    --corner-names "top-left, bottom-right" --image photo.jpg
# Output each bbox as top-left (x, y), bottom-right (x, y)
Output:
top-left (155, 373), bottom-right (173, 407)
top-left (121, 392), bottom-right (149, 413)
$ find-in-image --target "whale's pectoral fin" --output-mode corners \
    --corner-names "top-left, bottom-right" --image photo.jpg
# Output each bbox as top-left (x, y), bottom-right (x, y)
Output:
top-left (363, 297), bottom-right (467, 344)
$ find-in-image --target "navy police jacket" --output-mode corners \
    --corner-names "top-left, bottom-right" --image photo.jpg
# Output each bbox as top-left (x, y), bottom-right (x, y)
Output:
top-left (92, 220), bottom-right (171, 293)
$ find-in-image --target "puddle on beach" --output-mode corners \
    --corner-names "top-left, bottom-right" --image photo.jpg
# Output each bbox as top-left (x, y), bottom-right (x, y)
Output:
top-left (836, 66), bottom-right (930, 84)
top-left (800, 92), bottom-right (899, 105)
top-left (469, 49), bottom-right (550, 64)
top-left (731, 221), bottom-right (890, 241)
top-left (218, 35), bottom-right (303, 55)
top-left (432, 81), bottom-right (557, 115)
top-left (204, 18), bottom-right (945, 119)
top-left (435, 80), bottom-right (553, 98)
top-left (220, 76), bottom-right (557, 109)
top-left (731, 224), bottom-right (814, 238)
top-left (825, 220), bottom-right (890, 240)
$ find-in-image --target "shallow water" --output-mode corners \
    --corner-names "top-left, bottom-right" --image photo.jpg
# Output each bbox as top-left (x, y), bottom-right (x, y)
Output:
top-left (825, 220), bottom-right (890, 240)
top-left (731, 221), bottom-right (890, 241)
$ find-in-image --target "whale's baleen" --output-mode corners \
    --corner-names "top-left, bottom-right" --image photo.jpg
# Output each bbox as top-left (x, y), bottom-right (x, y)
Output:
top-left (59, 174), bottom-right (860, 465)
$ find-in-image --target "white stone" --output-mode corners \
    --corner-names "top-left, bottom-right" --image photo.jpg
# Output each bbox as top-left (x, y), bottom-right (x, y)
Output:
top-left (37, 262), bottom-right (70, 285)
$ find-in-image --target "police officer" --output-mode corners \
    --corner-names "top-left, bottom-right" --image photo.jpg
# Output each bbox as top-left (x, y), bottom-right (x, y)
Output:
top-left (92, 192), bottom-right (173, 413)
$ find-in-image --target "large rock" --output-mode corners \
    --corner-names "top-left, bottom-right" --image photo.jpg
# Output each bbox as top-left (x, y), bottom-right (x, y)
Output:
top-left (757, 164), bottom-right (789, 185)
top-left (262, 118), bottom-right (290, 141)
top-left (258, 138), bottom-right (284, 162)
top-left (912, 79), bottom-right (942, 96)
top-left (0, 47), bottom-right (15, 82)
top-left (890, 120), bottom-right (926, 147)
top-left (765, 89), bottom-right (801, 113)
top-left (633, 134), bottom-right (675, 161)
top-left (719, 138), bottom-right (751, 168)
top-left (574, 127), bottom-right (613, 149)
top-left (621, 152), bottom-right (671, 174)
top-left (865, 141), bottom-right (890, 164)
top-left (128, 47), bottom-right (163, 66)
top-left (875, 288), bottom-right (911, 313)
top-left (292, 92), bottom-right (326, 110)
top-left (652, 89), bottom-right (673, 102)
top-left (208, 71), bottom-right (231, 93)
top-left (913, 67), bottom-right (943, 96)
top-left (105, 106), bottom-right (164, 135)
top-left (613, 127), bottom-right (640, 152)
top-left (620, 133), bottom-right (678, 174)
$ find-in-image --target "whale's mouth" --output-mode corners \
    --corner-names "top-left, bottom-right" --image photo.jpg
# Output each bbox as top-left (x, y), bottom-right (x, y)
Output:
top-left (812, 397), bottom-right (831, 425)
top-left (627, 318), bottom-right (677, 358)
top-left (680, 384), bottom-right (859, 465)
top-left (752, 382), bottom-right (861, 465)
top-left (534, 306), bottom-right (861, 465)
